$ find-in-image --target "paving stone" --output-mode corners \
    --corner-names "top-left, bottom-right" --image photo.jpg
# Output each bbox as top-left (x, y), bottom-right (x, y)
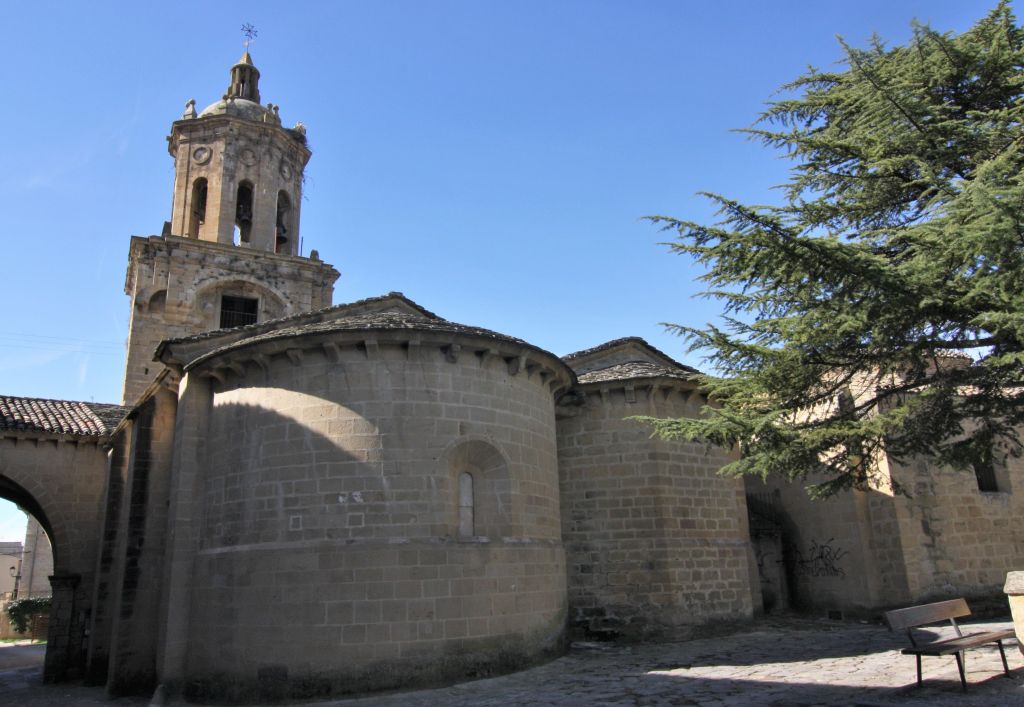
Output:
top-left (318, 617), bottom-right (1024, 707)
top-left (5, 616), bottom-right (1024, 705)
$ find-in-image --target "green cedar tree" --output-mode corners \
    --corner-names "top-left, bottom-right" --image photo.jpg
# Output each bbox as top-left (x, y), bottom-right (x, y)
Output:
top-left (641, 2), bottom-right (1024, 496)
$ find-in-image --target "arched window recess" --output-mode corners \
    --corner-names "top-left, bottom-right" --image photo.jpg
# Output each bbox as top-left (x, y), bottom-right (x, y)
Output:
top-left (275, 190), bottom-right (292, 254)
top-left (234, 181), bottom-right (254, 246)
top-left (188, 178), bottom-right (208, 238)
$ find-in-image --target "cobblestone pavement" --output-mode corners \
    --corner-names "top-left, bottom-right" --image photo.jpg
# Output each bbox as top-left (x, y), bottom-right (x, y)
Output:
top-left (326, 618), bottom-right (1024, 707)
top-left (3, 618), bottom-right (1024, 705)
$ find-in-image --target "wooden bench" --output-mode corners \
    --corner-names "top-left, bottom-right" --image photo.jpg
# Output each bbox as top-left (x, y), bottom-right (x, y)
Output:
top-left (883, 598), bottom-right (1015, 691)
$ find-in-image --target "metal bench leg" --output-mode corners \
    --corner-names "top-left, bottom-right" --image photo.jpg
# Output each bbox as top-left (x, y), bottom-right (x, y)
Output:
top-left (998, 640), bottom-right (1011, 677)
top-left (955, 651), bottom-right (967, 692)
top-left (916, 654), bottom-right (922, 687)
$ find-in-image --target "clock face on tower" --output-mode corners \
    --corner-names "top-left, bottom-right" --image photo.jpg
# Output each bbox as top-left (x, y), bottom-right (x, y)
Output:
top-left (280, 161), bottom-right (294, 180)
top-left (192, 146), bottom-right (212, 165)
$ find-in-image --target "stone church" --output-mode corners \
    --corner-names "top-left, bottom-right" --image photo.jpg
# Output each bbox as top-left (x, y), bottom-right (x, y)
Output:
top-left (0, 52), bottom-right (1021, 702)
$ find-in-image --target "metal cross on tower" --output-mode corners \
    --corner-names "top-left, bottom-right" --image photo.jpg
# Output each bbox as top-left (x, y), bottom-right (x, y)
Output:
top-left (241, 23), bottom-right (258, 50)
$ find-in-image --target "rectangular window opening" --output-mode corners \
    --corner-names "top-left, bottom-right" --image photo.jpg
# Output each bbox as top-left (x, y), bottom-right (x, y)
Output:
top-left (220, 295), bottom-right (258, 329)
top-left (974, 457), bottom-right (1000, 493)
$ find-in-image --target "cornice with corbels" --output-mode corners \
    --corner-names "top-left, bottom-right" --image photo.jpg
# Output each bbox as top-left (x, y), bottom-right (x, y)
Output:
top-left (186, 329), bottom-right (575, 397)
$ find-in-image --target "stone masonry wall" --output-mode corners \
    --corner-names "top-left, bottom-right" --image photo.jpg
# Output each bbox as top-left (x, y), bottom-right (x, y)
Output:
top-left (745, 477), bottom-right (891, 614)
top-left (21, 516), bottom-right (54, 598)
top-left (748, 444), bottom-right (1024, 615)
top-left (557, 382), bottom-right (755, 640)
top-left (86, 427), bottom-right (131, 684)
top-left (168, 113), bottom-right (309, 253)
top-left (103, 386), bottom-right (178, 696)
top-left (122, 235), bottom-right (337, 405)
top-left (886, 450), bottom-right (1024, 603)
top-left (176, 334), bottom-right (568, 702)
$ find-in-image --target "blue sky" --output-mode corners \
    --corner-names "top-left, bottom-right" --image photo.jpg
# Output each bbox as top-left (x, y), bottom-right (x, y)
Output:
top-left (0, 1), bottom-right (998, 540)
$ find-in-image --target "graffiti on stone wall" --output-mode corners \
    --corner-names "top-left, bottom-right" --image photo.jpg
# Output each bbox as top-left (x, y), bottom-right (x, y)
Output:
top-left (790, 538), bottom-right (849, 578)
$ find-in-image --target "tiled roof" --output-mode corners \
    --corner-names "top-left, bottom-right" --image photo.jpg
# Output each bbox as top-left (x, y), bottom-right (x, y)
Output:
top-left (564, 336), bottom-right (650, 361)
top-left (577, 361), bottom-right (696, 385)
top-left (229, 310), bottom-right (529, 345)
top-left (186, 310), bottom-right (566, 372)
top-left (563, 336), bottom-right (700, 385)
top-left (563, 336), bottom-right (699, 373)
top-left (0, 396), bottom-right (128, 437)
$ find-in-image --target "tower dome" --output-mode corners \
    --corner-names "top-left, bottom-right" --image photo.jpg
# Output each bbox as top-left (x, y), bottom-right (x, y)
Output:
top-left (198, 52), bottom-right (280, 124)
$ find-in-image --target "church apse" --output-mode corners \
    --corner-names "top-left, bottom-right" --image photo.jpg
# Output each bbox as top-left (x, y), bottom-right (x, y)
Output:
top-left (152, 305), bottom-right (573, 701)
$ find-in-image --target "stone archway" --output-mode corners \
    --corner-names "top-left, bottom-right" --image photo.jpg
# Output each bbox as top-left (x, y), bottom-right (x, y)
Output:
top-left (0, 476), bottom-right (62, 572)
top-left (0, 400), bottom-right (123, 682)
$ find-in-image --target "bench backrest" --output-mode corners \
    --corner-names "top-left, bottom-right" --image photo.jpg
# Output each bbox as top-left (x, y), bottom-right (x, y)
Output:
top-left (884, 598), bottom-right (971, 632)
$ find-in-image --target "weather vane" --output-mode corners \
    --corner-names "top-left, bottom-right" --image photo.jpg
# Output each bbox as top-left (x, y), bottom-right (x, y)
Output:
top-left (242, 23), bottom-right (258, 51)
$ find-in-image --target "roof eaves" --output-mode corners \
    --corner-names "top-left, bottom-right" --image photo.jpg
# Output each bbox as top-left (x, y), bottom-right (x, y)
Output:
top-left (0, 395), bottom-right (129, 438)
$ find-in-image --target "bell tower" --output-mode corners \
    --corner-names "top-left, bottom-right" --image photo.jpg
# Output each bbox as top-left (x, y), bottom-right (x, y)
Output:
top-left (168, 51), bottom-right (308, 254)
top-left (122, 52), bottom-right (339, 405)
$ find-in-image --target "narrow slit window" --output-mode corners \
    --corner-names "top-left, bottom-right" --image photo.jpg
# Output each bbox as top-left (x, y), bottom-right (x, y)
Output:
top-left (220, 295), bottom-right (258, 328)
top-left (458, 472), bottom-right (474, 538)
